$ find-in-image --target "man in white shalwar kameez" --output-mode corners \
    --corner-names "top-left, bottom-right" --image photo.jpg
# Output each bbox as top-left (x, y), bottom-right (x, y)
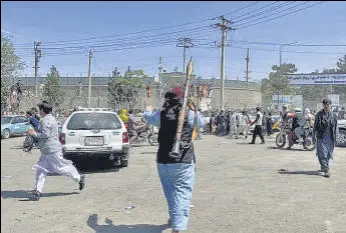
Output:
top-left (27, 101), bottom-right (85, 201)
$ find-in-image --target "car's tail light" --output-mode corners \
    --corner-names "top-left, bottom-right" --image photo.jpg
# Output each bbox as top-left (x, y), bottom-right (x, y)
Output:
top-left (59, 133), bottom-right (66, 144)
top-left (122, 132), bottom-right (129, 143)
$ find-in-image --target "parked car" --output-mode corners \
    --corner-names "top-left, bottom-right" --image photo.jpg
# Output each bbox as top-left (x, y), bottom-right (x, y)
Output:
top-left (1, 115), bottom-right (31, 139)
top-left (59, 108), bottom-right (130, 167)
top-left (337, 119), bottom-right (346, 147)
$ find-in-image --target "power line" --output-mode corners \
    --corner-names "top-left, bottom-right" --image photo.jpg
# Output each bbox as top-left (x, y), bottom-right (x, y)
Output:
top-left (233, 1), bottom-right (310, 27)
top-left (13, 28), bottom-right (219, 57)
top-left (185, 38), bottom-right (346, 47)
top-left (222, 1), bottom-right (262, 17)
top-left (14, 26), bottom-right (210, 49)
top-left (13, 2), bottom-right (265, 47)
top-left (92, 55), bottom-right (110, 77)
top-left (234, 1), bottom-right (326, 29)
top-left (196, 44), bottom-right (345, 55)
top-left (232, 1), bottom-right (297, 23)
top-left (13, 27), bottom-right (217, 55)
top-left (230, 2), bottom-right (281, 21)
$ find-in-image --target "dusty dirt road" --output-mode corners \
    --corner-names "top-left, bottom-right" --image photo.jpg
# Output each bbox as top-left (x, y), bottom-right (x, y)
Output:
top-left (1, 135), bottom-right (346, 233)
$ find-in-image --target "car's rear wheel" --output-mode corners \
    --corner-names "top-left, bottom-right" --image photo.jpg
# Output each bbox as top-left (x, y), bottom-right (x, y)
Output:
top-left (121, 159), bottom-right (128, 167)
top-left (2, 129), bottom-right (10, 139)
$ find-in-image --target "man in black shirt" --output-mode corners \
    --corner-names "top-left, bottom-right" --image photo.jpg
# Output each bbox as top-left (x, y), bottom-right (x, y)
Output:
top-left (288, 108), bottom-right (307, 149)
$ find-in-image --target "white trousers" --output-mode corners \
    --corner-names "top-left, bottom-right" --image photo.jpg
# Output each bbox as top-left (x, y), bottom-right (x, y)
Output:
top-left (33, 152), bottom-right (81, 193)
top-left (236, 125), bottom-right (249, 137)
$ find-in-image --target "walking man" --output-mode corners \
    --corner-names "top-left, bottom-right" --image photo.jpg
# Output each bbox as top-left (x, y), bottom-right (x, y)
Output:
top-left (249, 107), bottom-right (265, 144)
top-left (266, 112), bottom-right (274, 136)
top-left (313, 99), bottom-right (339, 178)
top-left (143, 87), bottom-right (205, 233)
top-left (27, 101), bottom-right (85, 201)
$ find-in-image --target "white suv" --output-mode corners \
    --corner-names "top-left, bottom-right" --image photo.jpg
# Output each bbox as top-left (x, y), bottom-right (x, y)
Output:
top-left (59, 108), bottom-right (130, 167)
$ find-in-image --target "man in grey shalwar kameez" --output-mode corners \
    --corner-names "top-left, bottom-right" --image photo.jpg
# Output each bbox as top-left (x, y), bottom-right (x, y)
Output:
top-left (313, 99), bottom-right (339, 178)
top-left (27, 101), bottom-right (85, 201)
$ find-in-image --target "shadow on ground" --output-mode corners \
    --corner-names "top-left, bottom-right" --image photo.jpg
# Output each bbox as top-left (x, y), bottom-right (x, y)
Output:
top-left (277, 169), bottom-right (322, 176)
top-left (140, 152), bottom-right (155, 155)
top-left (1, 190), bottom-right (79, 200)
top-left (87, 214), bottom-right (169, 233)
top-left (236, 142), bottom-right (263, 145)
top-left (268, 146), bottom-right (307, 151)
top-left (72, 159), bottom-right (121, 174)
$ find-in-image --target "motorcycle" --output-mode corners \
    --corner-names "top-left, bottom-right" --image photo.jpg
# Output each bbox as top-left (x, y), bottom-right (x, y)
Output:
top-left (275, 121), bottom-right (315, 151)
top-left (128, 124), bottom-right (158, 146)
top-left (23, 135), bottom-right (40, 152)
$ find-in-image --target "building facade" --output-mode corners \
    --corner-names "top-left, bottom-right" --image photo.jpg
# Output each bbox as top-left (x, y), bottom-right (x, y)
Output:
top-left (13, 72), bottom-right (262, 112)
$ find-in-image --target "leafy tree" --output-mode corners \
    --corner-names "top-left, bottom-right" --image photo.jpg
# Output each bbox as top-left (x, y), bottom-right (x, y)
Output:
top-left (108, 72), bottom-right (144, 109)
top-left (124, 68), bottom-right (147, 78)
top-left (42, 66), bottom-right (65, 110)
top-left (112, 67), bottom-right (121, 78)
top-left (336, 55), bottom-right (346, 72)
top-left (261, 63), bottom-right (297, 108)
top-left (1, 34), bottom-right (24, 111)
top-left (173, 66), bottom-right (179, 72)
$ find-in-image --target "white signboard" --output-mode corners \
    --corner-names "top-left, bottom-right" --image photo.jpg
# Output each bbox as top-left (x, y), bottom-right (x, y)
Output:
top-left (328, 94), bottom-right (340, 107)
top-left (272, 95), bottom-right (303, 110)
top-left (287, 73), bottom-right (346, 85)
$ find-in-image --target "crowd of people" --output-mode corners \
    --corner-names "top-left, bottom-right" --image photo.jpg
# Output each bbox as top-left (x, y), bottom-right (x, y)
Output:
top-left (1, 93), bottom-right (343, 233)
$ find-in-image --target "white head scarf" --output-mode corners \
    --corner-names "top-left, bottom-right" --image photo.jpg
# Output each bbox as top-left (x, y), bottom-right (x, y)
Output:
top-left (304, 108), bottom-right (310, 115)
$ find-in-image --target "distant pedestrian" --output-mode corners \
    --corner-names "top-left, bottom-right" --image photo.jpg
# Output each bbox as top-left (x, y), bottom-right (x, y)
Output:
top-left (266, 112), bottom-right (274, 136)
top-left (339, 107), bottom-right (345, 120)
top-left (26, 110), bottom-right (40, 131)
top-left (216, 110), bottom-right (227, 136)
top-left (209, 113), bottom-right (216, 135)
top-left (241, 110), bottom-right (250, 139)
top-left (225, 111), bottom-right (231, 135)
top-left (31, 107), bottom-right (41, 121)
top-left (313, 99), bottom-right (339, 178)
top-left (249, 107), bottom-right (265, 144)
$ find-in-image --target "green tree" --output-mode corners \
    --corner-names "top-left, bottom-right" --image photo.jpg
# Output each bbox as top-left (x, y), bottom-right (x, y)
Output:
top-left (42, 66), bottom-right (65, 110)
top-left (108, 73), bottom-right (144, 109)
top-left (336, 55), bottom-right (346, 72)
top-left (125, 68), bottom-right (148, 78)
top-left (173, 66), bottom-right (179, 72)
top-left (261, 63), bottom-right (297, 108)
top-left (1, 35), bottom-right (24, 111)
top-left (112, 67), bottom-right (121, 78)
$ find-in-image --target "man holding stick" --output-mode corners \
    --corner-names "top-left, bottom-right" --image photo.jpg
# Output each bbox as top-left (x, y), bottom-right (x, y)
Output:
top-left (143, 58), bottom-right (205, 233)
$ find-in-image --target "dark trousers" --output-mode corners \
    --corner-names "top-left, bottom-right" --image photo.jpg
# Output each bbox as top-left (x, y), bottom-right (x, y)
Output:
top-left (318, 155), bottom-right (330, 172)
top-left (266, 124), bottom-right (272, 135)
top-left (252, 125), bottom-right (265, 143)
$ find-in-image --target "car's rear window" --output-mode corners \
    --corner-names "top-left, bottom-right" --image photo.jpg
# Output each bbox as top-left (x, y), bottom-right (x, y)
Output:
top-left (67, 112), bottom-right (122, 130)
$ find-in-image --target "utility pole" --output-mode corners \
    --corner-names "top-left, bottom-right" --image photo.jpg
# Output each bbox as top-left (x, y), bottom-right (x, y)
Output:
top-left (158, 57), bottom-right (164, 109)
top-left (177, 38), bottom-right (194, 74)
top-left (87, 49), bottom-right (93, 108)
top-left (277, 42), bottom-right (298, 110)
top-left (33, 41), bottom-right (41, 97)
top-left (213, 16), bottom-right (233, 111)
top-left (245, 48), bottom-right (250, 83)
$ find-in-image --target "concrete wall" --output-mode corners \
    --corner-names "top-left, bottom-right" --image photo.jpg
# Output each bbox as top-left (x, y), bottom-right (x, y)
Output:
top-left (16, 85), bottom-right (263, 112)
top-left (210, 87), bottom-right (262, 111)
